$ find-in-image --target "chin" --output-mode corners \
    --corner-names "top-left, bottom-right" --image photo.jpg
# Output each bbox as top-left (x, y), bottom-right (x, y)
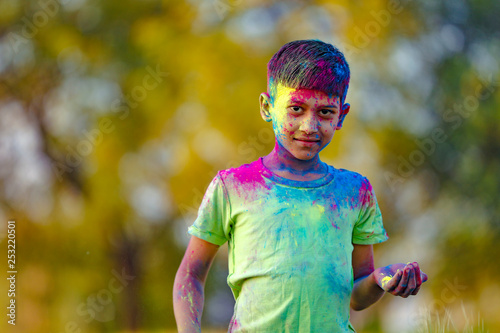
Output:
top-left (292, 152), bottom-right (318, 161)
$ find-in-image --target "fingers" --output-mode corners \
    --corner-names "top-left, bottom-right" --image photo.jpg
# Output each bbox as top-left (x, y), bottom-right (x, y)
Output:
top-left (390, 262), bottom-right (424, 298)
top-left (384, 269), bottom-right (403, 293)
top-left (391, 266), bottom-right (411, 297)
top-left (409, 262), bottom-right (429, 295)
top-left (414, 263), bottom-right (421, 285)
top-left (411, 263), bottom-right (422, 296)
top-left (380, 262), bottom-right (428, 298)
top-left (412, 268), bottom-right (428, 295)
top-left (402, 265), bottom-right (416, 297)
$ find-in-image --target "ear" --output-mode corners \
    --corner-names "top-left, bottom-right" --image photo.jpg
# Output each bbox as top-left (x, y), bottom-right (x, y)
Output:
top-left (259, 92), bottom-right (273, 122)
top-left (336, 103), bottom-right (350, 130)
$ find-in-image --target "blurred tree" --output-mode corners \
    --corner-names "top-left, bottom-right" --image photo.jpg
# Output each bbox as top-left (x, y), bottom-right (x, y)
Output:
top-left (0, 0), bottom-right (498, 332)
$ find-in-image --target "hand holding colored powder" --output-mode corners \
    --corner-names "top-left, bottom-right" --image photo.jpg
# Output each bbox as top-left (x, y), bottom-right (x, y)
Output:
top-left (373, 262), bottom-right (428, 298)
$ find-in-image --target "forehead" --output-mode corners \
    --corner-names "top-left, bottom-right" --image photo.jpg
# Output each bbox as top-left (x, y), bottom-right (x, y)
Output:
top-left (274, 84), bottom-right (340, 105)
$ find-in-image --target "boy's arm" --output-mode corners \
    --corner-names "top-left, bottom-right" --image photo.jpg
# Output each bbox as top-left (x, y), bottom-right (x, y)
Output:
top-left (350, 244), bottom-right (428, 311)
top-left (173, 235), bottom-right (220, 333)
top-left (350, 244), bottom-right (385, 311)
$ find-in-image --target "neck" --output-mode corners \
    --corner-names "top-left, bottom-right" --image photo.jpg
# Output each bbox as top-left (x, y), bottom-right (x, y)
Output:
top-left (263, 141), bottom-right (324, 176)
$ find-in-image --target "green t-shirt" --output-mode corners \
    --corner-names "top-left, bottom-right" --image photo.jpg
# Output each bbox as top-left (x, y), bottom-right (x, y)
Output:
top-left (188, 157), bottom-right (388, 332)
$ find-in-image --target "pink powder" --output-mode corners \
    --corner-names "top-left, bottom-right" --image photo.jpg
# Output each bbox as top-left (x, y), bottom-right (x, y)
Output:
top-left (358, 180), bottom-right (372, 207)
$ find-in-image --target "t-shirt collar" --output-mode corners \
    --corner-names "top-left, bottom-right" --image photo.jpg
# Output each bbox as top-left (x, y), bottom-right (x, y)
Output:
top-left (258, 156), bottom-right (335, 188)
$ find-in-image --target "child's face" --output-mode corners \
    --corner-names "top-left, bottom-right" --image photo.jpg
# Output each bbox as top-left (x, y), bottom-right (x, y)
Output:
top-left (260, 83), bottom-right (349, 161)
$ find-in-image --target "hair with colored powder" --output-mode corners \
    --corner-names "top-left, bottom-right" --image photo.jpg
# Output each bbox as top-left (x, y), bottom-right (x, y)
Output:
top-left (267, 39), bottom-right (350, 105)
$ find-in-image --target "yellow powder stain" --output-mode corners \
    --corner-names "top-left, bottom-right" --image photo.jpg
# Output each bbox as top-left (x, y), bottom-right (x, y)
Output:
top-left (381, 275), bottom-right (392, 289)
top-left (303, 204), bottom-right (326, 223)
top-left (272, 87), bottom-right (290, 120)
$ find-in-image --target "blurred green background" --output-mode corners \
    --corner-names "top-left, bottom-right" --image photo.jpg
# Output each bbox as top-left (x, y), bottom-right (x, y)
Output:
top-left (0, 0), bottom-right (499, 332)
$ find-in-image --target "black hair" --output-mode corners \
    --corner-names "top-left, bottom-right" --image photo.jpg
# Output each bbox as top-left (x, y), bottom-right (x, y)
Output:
top-left (267, 39), bottom-right (350, 104)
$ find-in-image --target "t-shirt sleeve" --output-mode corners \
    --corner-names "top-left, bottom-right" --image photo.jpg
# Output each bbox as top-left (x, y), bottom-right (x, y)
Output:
top-left (188, 172), bottom-right (232, 246)
top-left (352, 177), bottom-right (389, 245)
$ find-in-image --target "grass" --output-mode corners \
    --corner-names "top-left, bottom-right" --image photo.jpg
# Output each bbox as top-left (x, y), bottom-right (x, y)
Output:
top-left (413, 303), bottom-right (488, 333)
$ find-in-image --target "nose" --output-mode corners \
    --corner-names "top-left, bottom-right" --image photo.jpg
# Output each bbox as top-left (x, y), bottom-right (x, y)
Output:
top-left (299, 112), bottom-right (319, 134)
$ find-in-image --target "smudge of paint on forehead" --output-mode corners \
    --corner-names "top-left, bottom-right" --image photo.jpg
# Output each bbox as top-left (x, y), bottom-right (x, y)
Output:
top-left (288, 89), bottom-right (341, 109)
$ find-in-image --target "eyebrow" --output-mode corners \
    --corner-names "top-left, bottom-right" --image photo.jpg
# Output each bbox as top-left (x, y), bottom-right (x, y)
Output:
top-left (289, 98), bottom-right (305, 104)
top-left (289, 98), bottom-right (339, 108)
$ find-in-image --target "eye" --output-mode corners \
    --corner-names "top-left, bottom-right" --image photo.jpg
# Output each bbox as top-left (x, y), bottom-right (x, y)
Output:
top-left (289, 106), bottom-right (302, 113)
top-left (319, 109), bottom-right (336, 117)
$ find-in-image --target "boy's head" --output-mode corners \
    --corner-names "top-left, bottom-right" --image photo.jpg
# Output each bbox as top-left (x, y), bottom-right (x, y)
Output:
top-left (260, 40), bottom-right (351, 161)
top-left (266, 39), bottom-right (350, 106)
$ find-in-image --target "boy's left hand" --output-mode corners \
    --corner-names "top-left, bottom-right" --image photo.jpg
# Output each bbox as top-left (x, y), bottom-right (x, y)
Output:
top-left (373, 262), bottom-right (428, 298)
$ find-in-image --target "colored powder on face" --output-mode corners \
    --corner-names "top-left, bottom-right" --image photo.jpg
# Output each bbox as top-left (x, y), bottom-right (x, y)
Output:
top-left (269, 84), bottom-right (341, 155)
top-left (273, 84), bottom-right (340, 111)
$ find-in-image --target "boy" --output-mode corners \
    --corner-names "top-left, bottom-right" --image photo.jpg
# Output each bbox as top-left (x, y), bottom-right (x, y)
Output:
top-left (173, 40), bottom-right (427, 332)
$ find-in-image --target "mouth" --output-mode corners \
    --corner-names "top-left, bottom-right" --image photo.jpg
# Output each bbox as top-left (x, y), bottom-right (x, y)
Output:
top-left (293, 138), bottom-right (320, 146)
top-left (294, 138), bottom-right (320, 142)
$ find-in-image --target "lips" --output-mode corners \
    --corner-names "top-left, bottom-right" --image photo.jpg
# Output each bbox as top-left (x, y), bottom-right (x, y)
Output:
top-left (294, 138), bottom-right (320, 142)
top-left (293, 138), bottom-right (320, 147)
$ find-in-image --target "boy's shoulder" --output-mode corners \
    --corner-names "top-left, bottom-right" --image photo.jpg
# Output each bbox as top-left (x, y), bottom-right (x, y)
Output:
top-left (333, 166), bottom-right (369, 182)
top-left (217, 158), bottom-right (269, 186)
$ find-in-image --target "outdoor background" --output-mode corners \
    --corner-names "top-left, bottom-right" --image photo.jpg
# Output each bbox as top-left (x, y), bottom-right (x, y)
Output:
top-left (0, 0), bottom-right (499, 332)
